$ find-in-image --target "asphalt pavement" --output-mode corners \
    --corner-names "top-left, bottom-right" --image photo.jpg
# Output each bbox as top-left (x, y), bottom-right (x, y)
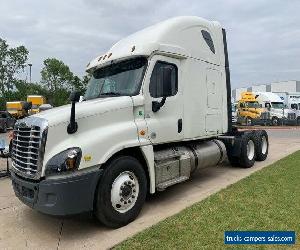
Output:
top-left (0, 129), bottom-right (299, 249)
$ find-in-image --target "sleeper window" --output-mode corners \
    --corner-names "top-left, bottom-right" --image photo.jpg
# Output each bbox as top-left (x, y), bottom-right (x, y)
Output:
top-left (201, 30), bottom-right (215, 54)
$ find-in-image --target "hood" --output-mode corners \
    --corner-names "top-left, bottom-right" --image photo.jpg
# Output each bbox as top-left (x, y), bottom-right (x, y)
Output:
top-left (33, 96), bottom-right (133, 127)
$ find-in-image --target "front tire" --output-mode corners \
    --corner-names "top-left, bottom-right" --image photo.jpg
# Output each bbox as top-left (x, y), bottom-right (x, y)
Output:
top-left (94, 156), bottom-right (147, 228)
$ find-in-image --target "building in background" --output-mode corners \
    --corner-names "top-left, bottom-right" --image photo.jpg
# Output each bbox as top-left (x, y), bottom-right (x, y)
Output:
top-left (232, 80), bottom-right (300, 101)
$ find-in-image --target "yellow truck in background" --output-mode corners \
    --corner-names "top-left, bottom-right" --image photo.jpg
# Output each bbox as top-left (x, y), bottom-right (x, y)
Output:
top-left (6, 101), bottom-right (29, 119)
top-left (237, 92), bottom-right (264, 125)
top-left (27, 95), bottom-right (46, 114)
top-left (6, 95), bottom-right (46, 119)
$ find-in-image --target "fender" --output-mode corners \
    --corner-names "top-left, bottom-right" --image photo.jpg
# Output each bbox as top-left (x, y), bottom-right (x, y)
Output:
top-left (140, 145), bottom-right (155, 193)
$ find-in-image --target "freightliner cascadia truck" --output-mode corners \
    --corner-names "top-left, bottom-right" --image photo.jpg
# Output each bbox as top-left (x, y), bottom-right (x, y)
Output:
top-left (9, 16), bottom-right (269, 228)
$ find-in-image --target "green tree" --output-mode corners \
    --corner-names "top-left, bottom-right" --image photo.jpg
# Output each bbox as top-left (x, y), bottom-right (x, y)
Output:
top-left (0, 38), bottom-right (29, 94)
top-left (72, 75), bottom-right (87, 95)
top-left (40, 58), bottom-right (86, 106)
top-left (41, 58), bottom-right (74, 92)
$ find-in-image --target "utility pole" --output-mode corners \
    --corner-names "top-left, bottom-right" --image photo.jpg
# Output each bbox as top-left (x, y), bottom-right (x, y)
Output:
top-left (28, 63), bottom-right (32, 83)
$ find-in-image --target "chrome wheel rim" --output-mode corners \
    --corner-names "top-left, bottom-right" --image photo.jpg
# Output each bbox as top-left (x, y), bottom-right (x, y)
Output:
top-left (247, 140), bottom-right (255, 160)
top-left (261, 136), bottom-right (267, 154)
top-left (111, 171), bottom-right (139, 213)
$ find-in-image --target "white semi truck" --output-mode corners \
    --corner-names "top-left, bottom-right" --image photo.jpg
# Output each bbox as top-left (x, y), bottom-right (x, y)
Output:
top-left (254, 92), bottom-right (295, 125)
top-left (276, 92), bottom-right (300, 125)
top-left (9, 16), bottom-right (269, 228)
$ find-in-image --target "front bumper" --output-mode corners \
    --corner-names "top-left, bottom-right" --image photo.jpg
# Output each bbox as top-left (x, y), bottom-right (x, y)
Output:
top-left (11, 168), bottom-right (103, 216)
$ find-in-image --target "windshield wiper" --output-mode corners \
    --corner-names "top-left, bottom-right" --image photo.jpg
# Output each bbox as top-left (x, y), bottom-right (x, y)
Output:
top-left (99, 92), bottom-right (122, 96)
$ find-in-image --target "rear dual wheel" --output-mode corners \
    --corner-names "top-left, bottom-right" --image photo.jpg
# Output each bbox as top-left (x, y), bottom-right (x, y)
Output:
top-left (253, 130), bottom-right (269, 161)
top-left (227, 130), bottom-right (269, 168)
top-left (238, 132), bottom-right (256, 168)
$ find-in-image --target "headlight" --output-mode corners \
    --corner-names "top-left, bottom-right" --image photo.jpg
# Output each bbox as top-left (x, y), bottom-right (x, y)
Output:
top-left (45, 147), bottom-right (82, 176)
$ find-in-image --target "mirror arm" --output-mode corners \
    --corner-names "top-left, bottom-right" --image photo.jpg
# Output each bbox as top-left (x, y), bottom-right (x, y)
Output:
top-left (67, 101), bottom-right (78, 134)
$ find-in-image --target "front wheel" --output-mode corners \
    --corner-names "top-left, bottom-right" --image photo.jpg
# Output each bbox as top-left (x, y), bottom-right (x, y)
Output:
top-left (271, 117), bottom-right (279, 126)
top-left (297, 117), bottom-right (300, 126)
top-left (94, 156), bottom-right (147, 228)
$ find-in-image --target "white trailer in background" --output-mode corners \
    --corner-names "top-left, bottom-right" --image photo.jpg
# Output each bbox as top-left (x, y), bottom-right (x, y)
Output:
top-left (254, 92), bottom-right (295, 125)
top-left (275, 92), bottom-right (300, 125)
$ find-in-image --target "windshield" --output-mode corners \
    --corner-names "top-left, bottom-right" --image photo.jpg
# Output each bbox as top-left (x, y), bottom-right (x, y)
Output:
top-left (84, 57), bottom-right (147, 100)
top-left (271, 102), bottom-right (284, 109)
top-left (246, 101), bottom-right (260, 108)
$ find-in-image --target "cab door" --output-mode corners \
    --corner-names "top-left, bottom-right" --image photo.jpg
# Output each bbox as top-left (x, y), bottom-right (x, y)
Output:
top-left (143, 55), bottom-right (183, 144)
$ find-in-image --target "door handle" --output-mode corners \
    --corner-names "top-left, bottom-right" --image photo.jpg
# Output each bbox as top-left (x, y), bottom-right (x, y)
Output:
top-left (178, 119), bottom-right (182, 133)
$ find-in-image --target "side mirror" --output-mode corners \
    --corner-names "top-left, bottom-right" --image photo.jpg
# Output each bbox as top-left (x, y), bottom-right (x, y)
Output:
top-left (67, 91), bottom-right (81, 134)
top-left (70, 91), bottom-right (81, 102)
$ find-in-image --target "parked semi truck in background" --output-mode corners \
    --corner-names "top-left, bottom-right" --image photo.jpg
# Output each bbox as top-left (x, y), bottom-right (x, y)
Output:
top-left (236, 92), bottom-right (263, 125)
top-left (6, 101), bottom-right (30, 119)
top-left (27, 95), bottom-right (46, 115)
top-left (9, 16), bottom-right (269, 228)
top-left (254, 92), bottom-right (295, 125)
top-left (276, 92), bottom-right (300, 125)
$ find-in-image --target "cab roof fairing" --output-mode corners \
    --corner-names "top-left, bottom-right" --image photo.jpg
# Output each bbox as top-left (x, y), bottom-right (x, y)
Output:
top-left (86, 16), bottom-right (224, 73)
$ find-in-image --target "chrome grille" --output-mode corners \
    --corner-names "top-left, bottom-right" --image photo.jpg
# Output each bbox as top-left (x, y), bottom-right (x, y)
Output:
top-left (11, 117), bottom-right (48, 179)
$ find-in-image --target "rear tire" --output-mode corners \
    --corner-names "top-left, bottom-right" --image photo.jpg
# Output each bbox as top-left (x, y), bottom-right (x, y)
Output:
top-left (94, 156), bottom-right (147, 228)
top-left (238, 132), bottom-right (256, 168)
top-left (228, 155), bottom-right (240, 167)
top-left (254, 130), bottom-right (269, 161)
top-left (297, 117), bottom-right (300, 126)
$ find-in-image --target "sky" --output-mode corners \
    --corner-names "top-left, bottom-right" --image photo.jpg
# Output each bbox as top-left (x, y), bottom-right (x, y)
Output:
top-left (0, 0), bottom-right (299, 89)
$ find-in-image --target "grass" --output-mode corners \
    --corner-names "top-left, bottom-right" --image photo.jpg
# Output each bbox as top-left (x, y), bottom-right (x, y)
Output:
top-left (115, 151), bottom-right (300, 250)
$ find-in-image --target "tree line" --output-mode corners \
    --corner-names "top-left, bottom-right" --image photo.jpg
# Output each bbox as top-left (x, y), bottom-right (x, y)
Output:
top-left (0, 37), bottom-right (89, 110)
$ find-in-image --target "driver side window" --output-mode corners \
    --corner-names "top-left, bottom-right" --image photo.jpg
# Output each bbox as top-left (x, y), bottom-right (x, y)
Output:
top-left (149, 61), bottom-right (178, 98)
